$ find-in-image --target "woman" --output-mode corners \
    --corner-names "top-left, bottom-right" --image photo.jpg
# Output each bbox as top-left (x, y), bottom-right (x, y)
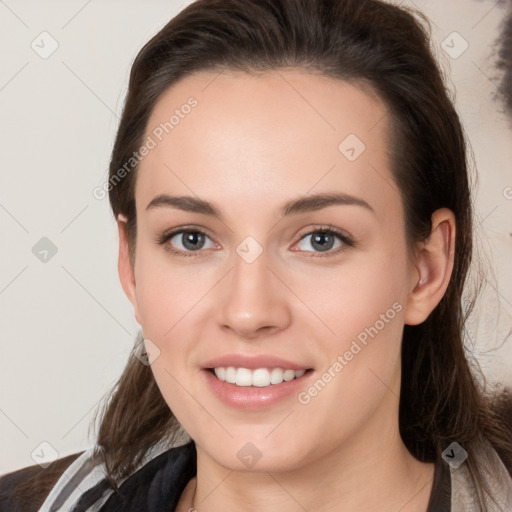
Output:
top-left (1, 0), bottom-right (511, 510)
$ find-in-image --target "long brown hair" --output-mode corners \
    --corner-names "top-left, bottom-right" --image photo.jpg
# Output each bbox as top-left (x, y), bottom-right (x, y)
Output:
top-left (94, 0), bottom-right (512, 507)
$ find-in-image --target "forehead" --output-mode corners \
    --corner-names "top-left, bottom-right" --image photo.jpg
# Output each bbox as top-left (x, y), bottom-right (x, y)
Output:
top-left (137, 68), bottom-right (399, 220)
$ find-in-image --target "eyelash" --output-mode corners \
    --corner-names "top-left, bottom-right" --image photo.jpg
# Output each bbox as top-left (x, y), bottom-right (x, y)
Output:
top-left (155, 225), bottom-right (356, 259)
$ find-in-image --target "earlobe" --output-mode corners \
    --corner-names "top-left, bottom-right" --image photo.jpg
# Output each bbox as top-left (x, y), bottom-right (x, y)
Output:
top-left (117, 215), bottom-right (141, 325)
top-left (404, 208), bottom-right (456, 325)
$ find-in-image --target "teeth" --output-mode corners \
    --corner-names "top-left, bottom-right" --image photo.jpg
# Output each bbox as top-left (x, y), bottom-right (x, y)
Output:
top-left (213, 367), bottom-right (307, 387)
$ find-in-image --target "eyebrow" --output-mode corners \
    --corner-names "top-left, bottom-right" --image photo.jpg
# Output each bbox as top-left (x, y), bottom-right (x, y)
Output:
top-left (145, 192), bottom-right (374, 219)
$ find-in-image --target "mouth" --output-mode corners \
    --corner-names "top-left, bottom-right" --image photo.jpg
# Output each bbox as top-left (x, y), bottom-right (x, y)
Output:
top-left (207, 366), bottom-right (312, 387)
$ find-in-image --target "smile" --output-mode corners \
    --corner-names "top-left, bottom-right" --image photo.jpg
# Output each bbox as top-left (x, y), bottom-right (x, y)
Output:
top-left (212, 367), bottom-right (307, 387)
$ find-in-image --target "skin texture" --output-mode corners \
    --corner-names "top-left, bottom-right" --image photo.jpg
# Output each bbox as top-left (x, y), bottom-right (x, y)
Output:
top-left (117, 69), bottom-right (455, 511)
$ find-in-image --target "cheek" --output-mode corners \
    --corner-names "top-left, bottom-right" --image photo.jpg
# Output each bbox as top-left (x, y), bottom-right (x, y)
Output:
top-left (289, 243), bottom-right (409, 349)
top-left (133, 248), bottom-right (212, 337)
top-left (132, 255), bottom-right (210, 438)
top-left (284, 255), bottom-right (407, 453)
top-left (287, 241), bottom-right (409, 408)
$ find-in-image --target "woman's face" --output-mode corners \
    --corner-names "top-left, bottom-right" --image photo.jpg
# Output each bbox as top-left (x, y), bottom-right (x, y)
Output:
top-left (122, 69), bottom-right (421, 472)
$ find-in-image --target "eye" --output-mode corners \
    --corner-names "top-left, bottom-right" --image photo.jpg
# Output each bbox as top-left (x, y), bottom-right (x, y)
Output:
top-left (292, 227), bottom-right (354, 256)
top-left (157, 228), bottom-right (218, 257)
top-left (156, 225), bottom-right (355, 258)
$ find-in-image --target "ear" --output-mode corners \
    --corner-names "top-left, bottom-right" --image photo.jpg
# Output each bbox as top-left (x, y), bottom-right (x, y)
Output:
top-left (117, 214), bottom-right (141, 325)
top-left (404, 208), bottom-right (456, 325)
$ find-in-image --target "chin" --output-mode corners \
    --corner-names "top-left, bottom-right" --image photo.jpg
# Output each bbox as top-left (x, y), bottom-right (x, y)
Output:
top-left (195, 431), bottom-right (314, 473)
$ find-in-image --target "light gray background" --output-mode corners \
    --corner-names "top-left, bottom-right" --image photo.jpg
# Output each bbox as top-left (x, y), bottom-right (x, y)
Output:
top-left (1, 0), bottom-right (511, 473)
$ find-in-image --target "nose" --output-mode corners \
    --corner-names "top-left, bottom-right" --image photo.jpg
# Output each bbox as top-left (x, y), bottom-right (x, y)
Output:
top-left (217, 250), bottom-right (292, 339)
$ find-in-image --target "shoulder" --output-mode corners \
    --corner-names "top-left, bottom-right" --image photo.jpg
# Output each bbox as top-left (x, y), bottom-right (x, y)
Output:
top-left (0, 452), bottom-right (84, 512)
top-left (451, 442), bottom-right (512, 511)
top-left (100, 441), bottom-right (197, 511)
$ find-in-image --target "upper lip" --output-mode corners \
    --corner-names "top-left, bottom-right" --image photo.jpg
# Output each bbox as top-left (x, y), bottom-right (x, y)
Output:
top-left (203, 354), bottom-right (311, 371)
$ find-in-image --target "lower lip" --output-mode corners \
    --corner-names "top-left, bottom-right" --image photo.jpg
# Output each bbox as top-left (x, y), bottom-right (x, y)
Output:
top-left (202, 369), bottom-right (313, 410)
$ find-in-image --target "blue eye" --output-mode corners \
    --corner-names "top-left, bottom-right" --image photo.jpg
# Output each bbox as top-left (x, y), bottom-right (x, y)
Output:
top-left (293, 228), bottom-right (353, 256)
top-left (162, 229), bottom-right (217, 256)
top-left (297, 230), bottom-right (342, 252)
top-left (156, 226), bottom-right (354, 258)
